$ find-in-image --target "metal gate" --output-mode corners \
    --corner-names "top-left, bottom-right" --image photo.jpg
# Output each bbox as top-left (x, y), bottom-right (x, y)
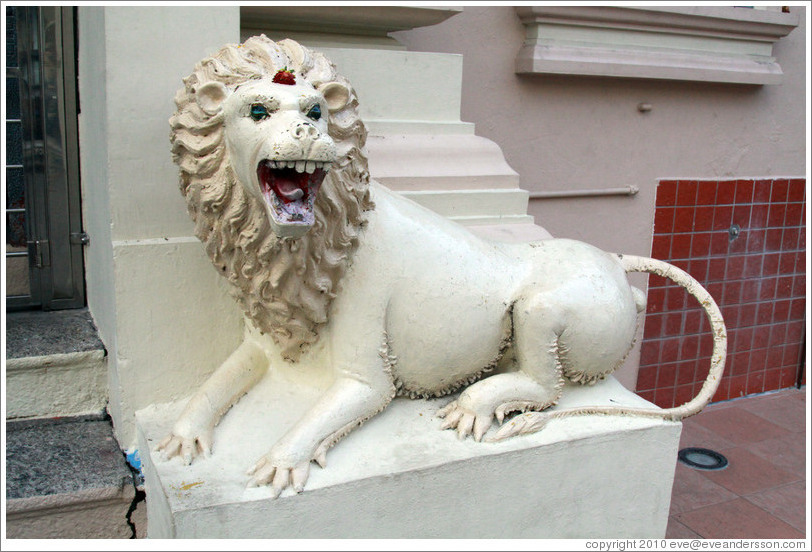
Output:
top-left (5, 6), bottom-right (85, 310)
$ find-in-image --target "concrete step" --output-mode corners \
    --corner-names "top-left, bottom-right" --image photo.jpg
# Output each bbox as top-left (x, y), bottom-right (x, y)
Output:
top-left (6, 308), bottom-right (108, 420)
top-left (5, 416), bottom-right (140, 538)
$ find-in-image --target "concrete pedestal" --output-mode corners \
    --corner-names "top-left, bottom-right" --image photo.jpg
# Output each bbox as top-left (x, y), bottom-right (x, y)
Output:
top-left (137, 374), bottom-right (681, 538)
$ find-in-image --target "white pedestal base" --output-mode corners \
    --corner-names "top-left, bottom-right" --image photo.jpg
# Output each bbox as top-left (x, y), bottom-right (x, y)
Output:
top-left (137, 375), bottom-right (681, 538)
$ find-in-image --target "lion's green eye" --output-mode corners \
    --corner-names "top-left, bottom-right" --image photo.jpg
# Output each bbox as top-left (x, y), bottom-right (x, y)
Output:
top-left (306, 104), bottom-right (321, 121)
top-left (250, 103), bottom-right (268, 121)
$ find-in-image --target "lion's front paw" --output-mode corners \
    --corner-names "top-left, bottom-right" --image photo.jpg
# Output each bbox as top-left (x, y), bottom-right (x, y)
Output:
top-left (247, 440), bottom-right (328, 498)
top-left (156, 428), bottom-right (213, 466)
top-left (437, 399), bottom-right (495, 442)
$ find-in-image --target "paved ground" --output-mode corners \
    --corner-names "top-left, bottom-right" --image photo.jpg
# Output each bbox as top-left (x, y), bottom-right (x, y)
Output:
top-left (667, 386), bottom-right (807, 538)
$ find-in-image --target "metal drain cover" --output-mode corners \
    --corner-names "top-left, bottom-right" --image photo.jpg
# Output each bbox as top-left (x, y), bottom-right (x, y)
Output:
top-left (678, 447), bottom-right (729, 471)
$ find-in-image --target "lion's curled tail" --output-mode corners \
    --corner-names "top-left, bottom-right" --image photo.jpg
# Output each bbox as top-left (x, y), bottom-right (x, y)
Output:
top-left (489, 254), bottom-right (727, 441)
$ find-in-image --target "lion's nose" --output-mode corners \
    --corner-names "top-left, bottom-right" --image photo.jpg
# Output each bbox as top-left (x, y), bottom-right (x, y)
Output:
top-left (292, 123), bottom-right (319, 140)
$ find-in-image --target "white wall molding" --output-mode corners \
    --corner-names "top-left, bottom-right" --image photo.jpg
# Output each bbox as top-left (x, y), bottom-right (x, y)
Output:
top-left (515, 6), bottom-right (800, 84)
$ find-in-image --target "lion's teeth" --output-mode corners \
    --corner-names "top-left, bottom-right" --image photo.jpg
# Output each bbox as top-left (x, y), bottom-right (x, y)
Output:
top-left (295, 161), bottom-right (306, 173)
top-left (305, 161), bottom-right (316, 174)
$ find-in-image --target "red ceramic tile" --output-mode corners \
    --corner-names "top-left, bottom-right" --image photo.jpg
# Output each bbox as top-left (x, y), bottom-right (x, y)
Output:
top-left (654, 386), bottom-right (675, 408)
top-left (676, 180), bottom-right (698, 206)
top-left (752, 179), bottom-right (772, 203)
top-left (671, 233), bottom-right (692, 259)
top-left (789, 297), bottom-right (805, 320)
top-left (738, 303), bottom-right (757, 327)
top-left (732, 204), bottom-right (752, 226)
top-left (785, 320), bottom-right (804, 343)
top-left (693, 206), bottom-right (715, 232)
top-left (706, 282), bottom-right (723, 302)
top-left (740, 279), bottom-right (760, 303)
top-left (750, 203), bottom-right (769, 228)
top-left (778, 365), bottom-right (799, 388)
top-left (681, 335), bottom-right (700, 359)
top-left (674, 383), bottom-right (695, 405)
top-left (772, 300), bottom-right (791, 322)
top-left (665, 312), bottom-right (683, 335)
top-left (648, 273), bottom-right (667, 289)
top-left (636, 365), bottom-right (658, 390)
top-left (728, 352), bottom-right (749, 376)
top-left (666, 519), bottom-right (702, 539)
top-left (691, 406), bottom-right (792, 446)
top-left (751, 326), bottom-right (770, 349)
top-left (705, 445), bottom-right (800, 496)
top-left (667, 286), bottom-right (686, 311)
top-left (707, 257), bottom-right (726, 281)
top-left (745, 481), bottom-right (807, 533)
top-left (722, 281), bottom-right (742, 304)
top-left (687, 258), bottom-right (708, 281)
top-left (768, 323), bottom-right (787, 347)
top-left (720, 304), bottom-right (740, 328)
top-left (746, 370), bottom-right (765, 394)
top-left (710, 232), bottom-right (728, 256)
top-left (728, 375), bottom-right (748, 399)
top-left (713, 205), bottom-right (733, 231)
top-left (643, 313), bottom-right (664, 339)
top-left (657, 180), bottom-right (678, 206)
top-left (775, 275), bottom-right (794, 299)
top-left (638, 389), bottom-right (655, 403)
top-left (758, 278), bottom-right (777, 300)
top-left (684, 309), bottom-right (703, 334)
top-left (786, 178), bottom-right (805, 202)
top-left (792, 274), bottom-right (805, 295)
top-left (734, 179), bottom-right (754, 204)
top-left (767, 203), bottom-right (787, 227)
top-left (784, 202), bottom-right (804, 227)
top-left (712, 378), bottom-right (730, 401)
top-left (748, 348), bottom-right (768, 374)
top-left (661, 339), bottom-right (680, 363)
top-left (647, 287), bottom-right (665, 313)
top-left (770, 178), bottom-right (789, 203)
top-left (770, 346), bottom-right (788, 369)
top-left (690, 233), bottom-right (711, 258)
top-left (725, 255), bottom-right (745, 279)
top-left (755, 301), bottom-right (773, 324)
top-left (654, 207), bottom-right (675, 234)
top-left (651, 234), bottom-right (670, 258)
top-left (676, 497), bottom-right (803, 539)
top-left (746, 229), bottom-right (765, 252)
top-left (761, 252), bottom-right (780, 275)
top-left (733, 327), bottom-right (753, 353)
top-left (676, 361), bottom-right (696, 385)
top-left (696, 180), bottom-right (718, 205)
top-left (778, 251), bottom-right (797, 274)
top-left (763, 368), bottom-right (782, 391)
top-left (781, 227), bottom-right (799, 251)
top-left (639, 340), bottom-right (660, 366)
top-left (728, 231), bottom-right (748, 254)
top-left (674, 207), bottom-right (695, 233)
top-left (764, 228), bottom-right (783, 251)
top-left (795, 249), bottom-right (806, 274)
top-left (716, 180), bottom-right (737, 204)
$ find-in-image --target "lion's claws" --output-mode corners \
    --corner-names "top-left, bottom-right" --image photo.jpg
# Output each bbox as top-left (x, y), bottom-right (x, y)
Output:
top-left (156, 432), bottom-right (212, 465)
top-left (437, 400), bottom-right (493, 442)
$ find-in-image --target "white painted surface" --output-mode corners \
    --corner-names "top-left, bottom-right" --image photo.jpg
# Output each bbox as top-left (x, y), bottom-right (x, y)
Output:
top-left (138, 375), bottom-right (681, 538)
top-left (77, 6), bottom-right (242, 448)
top-left (6, 351), bottom-right (107, 419)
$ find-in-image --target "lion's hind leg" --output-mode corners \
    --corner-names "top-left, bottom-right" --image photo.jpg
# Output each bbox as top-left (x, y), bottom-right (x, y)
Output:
top-left (438, 292), bottom-right (566, 441)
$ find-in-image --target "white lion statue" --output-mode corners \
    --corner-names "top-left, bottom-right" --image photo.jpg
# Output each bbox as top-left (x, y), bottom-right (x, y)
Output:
top-left (162, 36), bottom-right (727, 497)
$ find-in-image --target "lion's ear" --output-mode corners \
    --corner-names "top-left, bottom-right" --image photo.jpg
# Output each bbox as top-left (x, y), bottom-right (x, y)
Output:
top-left (319, 82), bottom-right (350, 113)
top-left (196, 81), bottom-right (229, 115)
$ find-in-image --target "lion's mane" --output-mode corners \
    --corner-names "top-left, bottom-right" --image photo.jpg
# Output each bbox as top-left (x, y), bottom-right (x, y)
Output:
top-left (169, 36), bottom-right (374, 361)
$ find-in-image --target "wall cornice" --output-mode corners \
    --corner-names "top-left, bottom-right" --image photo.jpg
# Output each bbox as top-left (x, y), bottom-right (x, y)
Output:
top-left (515, 6), bottom-right (800, 84)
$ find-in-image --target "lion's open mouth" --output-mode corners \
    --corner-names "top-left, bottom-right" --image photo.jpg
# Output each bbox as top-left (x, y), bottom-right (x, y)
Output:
top-left (257, 160), bottom-right (330, 232)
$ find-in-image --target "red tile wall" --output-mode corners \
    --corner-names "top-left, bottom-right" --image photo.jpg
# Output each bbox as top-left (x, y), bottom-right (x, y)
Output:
top-left (637, 178), bottom-right (806, 408)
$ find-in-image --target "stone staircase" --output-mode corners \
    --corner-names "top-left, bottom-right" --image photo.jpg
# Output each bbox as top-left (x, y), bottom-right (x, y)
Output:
top-left (5, 309), bottom-right (144, 538)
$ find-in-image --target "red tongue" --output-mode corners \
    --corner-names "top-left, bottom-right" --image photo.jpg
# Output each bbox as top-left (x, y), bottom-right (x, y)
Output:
top-left (257, 164), bottom-right (307, 204)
